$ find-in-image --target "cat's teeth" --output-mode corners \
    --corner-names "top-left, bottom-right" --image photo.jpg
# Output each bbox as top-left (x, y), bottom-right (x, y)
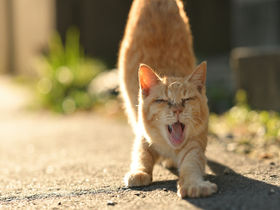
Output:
top-left (181, 123), bottom-right (185, 130)
top-left (168, 125), bottom-right (172, 133)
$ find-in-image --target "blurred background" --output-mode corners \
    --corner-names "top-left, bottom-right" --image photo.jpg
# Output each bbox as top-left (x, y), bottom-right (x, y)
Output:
top-left (0, 0), bottom-right (280, 157)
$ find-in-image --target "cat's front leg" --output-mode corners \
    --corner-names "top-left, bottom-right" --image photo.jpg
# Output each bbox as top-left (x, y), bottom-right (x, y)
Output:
top-left (124, 137), bottom-right (158, 187)
top-left (177, 148), bottom-right (217, 198)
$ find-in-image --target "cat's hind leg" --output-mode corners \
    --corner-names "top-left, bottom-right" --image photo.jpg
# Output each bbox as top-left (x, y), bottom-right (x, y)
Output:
top-left (161, 158), bottom-right (177, 169)
top-left (124, 137), bottom-right (158, 187)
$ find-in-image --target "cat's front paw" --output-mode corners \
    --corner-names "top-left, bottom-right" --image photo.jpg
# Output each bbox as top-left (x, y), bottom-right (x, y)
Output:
top-left (124, 171), bottom-right (152, 187)
top-left (177, 180), bottom-right (217, 198)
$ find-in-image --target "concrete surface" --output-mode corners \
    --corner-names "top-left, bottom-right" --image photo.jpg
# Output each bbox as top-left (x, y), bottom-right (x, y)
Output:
top-left (0, 78), bottom-right (279, 209)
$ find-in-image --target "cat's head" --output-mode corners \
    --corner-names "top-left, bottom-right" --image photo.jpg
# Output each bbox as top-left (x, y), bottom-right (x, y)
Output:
top-left (138, 62), bottom-right (208, 149)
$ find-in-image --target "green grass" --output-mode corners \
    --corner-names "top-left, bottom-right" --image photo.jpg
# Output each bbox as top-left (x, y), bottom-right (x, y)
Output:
top-left (209, 90), bottom-right (280, 157)
top-left (36, 28), bottom-right (106, 114)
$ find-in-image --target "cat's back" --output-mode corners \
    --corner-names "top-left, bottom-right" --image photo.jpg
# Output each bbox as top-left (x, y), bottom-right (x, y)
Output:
top-left (118, 0), bottom-right (196, 124)
top-left (119, 0), bottom-right (195, 77)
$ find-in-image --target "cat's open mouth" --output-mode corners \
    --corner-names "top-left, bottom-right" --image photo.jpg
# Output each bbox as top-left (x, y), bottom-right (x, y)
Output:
top-left (167, 122), bottom-right (185, 146)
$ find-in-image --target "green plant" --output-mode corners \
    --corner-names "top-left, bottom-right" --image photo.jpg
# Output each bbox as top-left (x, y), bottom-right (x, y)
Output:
top-left (36, 28), bottom-right (106, 113)
top-left (210, 89), bottom-right (280, 156)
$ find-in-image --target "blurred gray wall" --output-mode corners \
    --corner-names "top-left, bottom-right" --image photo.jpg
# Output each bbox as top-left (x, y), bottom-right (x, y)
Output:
top-left (0, 0), bottom-right (55, 75)
top-left (185, 0), bottom-right (231, 55)
top-left (231, 0), bottom-right (280, 111)
top-left (231, 0), bottom-right (280, 47)
top-left (55, 0), bottom-right (231, 66)
top-left (1, 0), bottom-right (279, 75)
top-left (0, 0), bottom-right (7, 74)
top-left (56, 0), bottom-right (132, 68)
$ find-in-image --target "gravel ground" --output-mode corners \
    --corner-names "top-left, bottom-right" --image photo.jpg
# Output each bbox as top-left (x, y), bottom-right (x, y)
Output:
top-left (0, 78), bottom-right (279, 209)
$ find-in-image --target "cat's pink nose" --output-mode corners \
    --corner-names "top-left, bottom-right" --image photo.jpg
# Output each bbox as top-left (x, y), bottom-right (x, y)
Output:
top-left (173, 109), bottom-right (182, 115)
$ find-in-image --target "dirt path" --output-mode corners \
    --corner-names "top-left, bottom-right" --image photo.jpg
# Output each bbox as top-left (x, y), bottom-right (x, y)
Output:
top-left (0, 78), bottom-right (279, 209)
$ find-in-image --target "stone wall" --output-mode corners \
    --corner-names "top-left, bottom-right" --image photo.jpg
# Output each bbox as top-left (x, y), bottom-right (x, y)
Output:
top-left (231, 47), bottom-right (280, 111)
top-left (230, 0), bottom-right (280, 111)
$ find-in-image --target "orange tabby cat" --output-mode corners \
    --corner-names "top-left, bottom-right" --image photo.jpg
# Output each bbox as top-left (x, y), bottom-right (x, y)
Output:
top-left (118, 0), bottom-right (217, 198)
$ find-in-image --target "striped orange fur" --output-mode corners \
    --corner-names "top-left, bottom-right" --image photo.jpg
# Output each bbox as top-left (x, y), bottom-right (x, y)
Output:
top-left (118, 0), bottom-right (217, 198)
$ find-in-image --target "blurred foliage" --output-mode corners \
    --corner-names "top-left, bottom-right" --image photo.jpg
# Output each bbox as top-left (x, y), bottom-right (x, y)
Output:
top-left (210, 89), bottom-right (280, 158)
top-left (36, 28), bottom-right (106, 114)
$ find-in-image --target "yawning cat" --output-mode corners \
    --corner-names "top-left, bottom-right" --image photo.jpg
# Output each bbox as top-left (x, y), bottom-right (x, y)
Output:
top-left (118, 0), bottom-right (217, 198)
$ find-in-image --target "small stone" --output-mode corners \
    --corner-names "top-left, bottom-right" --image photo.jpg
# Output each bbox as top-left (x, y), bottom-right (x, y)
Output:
top-left (227, 143), bottom-right (237, 152)
top-left (270, 175), bottom-right (278, 178)
top-left (260, 153), bottom-right (273, 159)
top-left (163, 188), bottom-right (168, 192)
top-left (141, 194), bottom-right (146, 198)
top-left (270, 162), bottom-right (276, 166)
top-left (134, 192), bottom-right (141, 196)
top-left (46, 166), bottom-right (54, 174)
top-left (58, 202), bottom-right (62, 206)
top-left (107, 200), bottom-right (117, 206)
top-left (223, 168), bottom-right (232, 175)
top-left (225, 133), bottom-right (234, 139)
top-left (268, 188), bottom-right (275, 195)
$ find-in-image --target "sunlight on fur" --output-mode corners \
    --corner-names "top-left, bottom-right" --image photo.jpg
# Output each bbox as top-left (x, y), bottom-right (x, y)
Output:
top-left (118, 0), bottom-right (217, 198)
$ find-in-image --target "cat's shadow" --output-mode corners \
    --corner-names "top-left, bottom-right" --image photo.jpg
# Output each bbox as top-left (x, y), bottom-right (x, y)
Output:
top-left (131, 159), bottom-right (280, 210)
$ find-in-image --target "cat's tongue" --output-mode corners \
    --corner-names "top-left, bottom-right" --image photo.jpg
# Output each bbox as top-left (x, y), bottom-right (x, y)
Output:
top-left (169, 122), bottom-right (184, 145)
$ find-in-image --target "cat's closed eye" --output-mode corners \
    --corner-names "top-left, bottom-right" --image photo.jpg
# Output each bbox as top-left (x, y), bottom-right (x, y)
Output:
top-left (182, 97), bottom-right (195, 104)
top-left (154, 99), bottom-right (168, 103)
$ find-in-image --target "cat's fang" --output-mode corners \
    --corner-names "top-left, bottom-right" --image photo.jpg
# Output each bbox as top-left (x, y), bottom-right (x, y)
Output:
top-left (168, 125), bottom-right (172, 133)
top-left (167, 122), bottom-right (185, 134)
top-left (181, 123), bottom-right (185, 130)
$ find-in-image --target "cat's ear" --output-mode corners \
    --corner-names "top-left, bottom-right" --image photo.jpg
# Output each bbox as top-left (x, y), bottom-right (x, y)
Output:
top-left (189, 61), bottom-right (207, 93)
top-left (138, 64), bottom-right (160, 97)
